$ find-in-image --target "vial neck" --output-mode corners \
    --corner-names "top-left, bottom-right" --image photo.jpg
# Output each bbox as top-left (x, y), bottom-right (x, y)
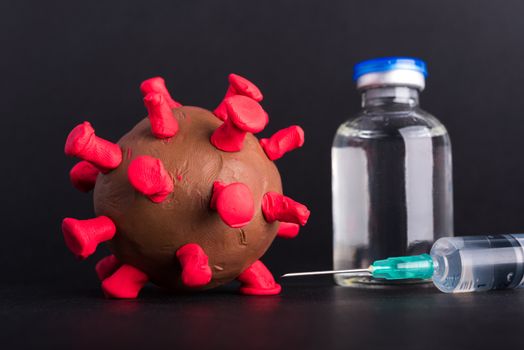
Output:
top-left (361, 86), bottom-right (420, 108)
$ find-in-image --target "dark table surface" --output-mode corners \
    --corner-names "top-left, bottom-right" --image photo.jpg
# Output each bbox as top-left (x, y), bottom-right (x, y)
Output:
top-left (1, 278), bottom-right (522, 350)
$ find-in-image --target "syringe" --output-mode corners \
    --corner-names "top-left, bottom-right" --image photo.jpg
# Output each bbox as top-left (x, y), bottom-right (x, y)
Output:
top-left (282, 234), bottom-right (524, 293)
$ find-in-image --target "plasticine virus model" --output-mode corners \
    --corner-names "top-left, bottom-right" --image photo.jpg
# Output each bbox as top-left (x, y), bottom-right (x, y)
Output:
top-left (62, 73), bottom-right (310, 298)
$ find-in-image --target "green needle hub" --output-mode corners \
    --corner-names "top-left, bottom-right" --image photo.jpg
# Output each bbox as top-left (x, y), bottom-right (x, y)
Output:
top-left (371, 254), bottom-right (434, 280)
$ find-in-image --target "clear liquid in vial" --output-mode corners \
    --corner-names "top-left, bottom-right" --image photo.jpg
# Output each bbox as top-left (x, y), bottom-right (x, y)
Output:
top-left (332, 122), bottom-right (453, 287)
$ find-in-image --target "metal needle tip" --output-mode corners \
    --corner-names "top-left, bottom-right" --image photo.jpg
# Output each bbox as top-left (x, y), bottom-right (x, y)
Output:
top-left (281, 268), bottom-right (371, 278)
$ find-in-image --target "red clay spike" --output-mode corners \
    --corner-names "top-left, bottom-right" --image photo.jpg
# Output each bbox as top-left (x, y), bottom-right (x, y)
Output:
top-left (143, 92), bottom-right (179, 139)
top-left (214, 74), bottom-right (263, 121)
top-left (101, 264), bottom-right (149, 299)
top-left (260, 125), bottom-right (305, 161)
top-left (262, 192), bottom-right (310, 226)
top-left (65, 122), bottom-right (122, 172)
top-left (176, 243), bottom-right (212, 288)
top-left (210, 181), bottom-right (255, 228)
top-left (95, 255), bottom-right (121, 281)
top-left (210, 95), bottom-right (268, 152)
top-left (237, 260), bottom-right (281, 295)
top-left (61, 216), bottom-right (116, 259)
top-left (69, 161), bottom-right (100, 192)
top-left (128, 155), bottom-right (173, 203)
top-left (277, 222), bottom-right (300, 239)
top-left (140, 77), bottom-right (182, 108)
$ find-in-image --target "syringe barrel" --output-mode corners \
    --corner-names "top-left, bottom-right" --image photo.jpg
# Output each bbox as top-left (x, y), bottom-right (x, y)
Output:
top-left (430, 234), bottom-right (524, 293)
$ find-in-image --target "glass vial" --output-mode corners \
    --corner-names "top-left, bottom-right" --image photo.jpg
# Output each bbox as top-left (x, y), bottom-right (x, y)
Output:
top-left (332, 57), bottom-right (453, 287)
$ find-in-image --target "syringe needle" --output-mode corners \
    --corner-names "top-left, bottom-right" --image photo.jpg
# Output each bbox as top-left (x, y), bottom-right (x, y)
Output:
top-left (281, 268), bottom-right (372, 278)
top-left (282, 254), bottom-right (435, 280)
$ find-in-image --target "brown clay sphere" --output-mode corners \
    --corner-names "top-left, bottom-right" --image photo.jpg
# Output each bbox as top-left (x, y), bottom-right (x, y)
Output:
top-left (94, 106), bottom-right (282, 290)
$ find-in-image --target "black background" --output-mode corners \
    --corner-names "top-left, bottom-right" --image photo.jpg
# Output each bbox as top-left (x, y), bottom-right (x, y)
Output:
top-left (3, 1), bottom-right (524, 348)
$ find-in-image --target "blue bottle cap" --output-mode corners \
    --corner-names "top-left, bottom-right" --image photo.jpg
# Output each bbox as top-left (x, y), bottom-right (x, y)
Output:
top-left (353, 57), bottom-right (427, 81)
top-left (353, 57), bottom-right (427, 90)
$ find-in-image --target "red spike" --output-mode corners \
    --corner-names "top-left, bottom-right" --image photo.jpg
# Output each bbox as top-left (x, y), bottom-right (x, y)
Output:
top-left (140, 77), bottom-right (182, 108)
top-left (65, 122), bottom-right (122, 172)
top-left (143, 92), bottom-right (179, 139)
top-left (61, 216), bottom-right (116, 259)
top-left (69, 161), bottom-right (100, 192)
top-left (210, 181), bottom-right (255, 228)
top-left (214, 105), bottom-right (229, 121)
top-left (260, 125), bottom-right (305, 161)
top-left (176, 243), bottom-right (212, 288)
top-left (228, 74), bottom-right (263, 101)
top-left (128, 155), bottom-right (173, 203)
top-left (214, 74), bottom-right (263, 120)
top-left (261, 192), bottom-right (310, 226)
top-left (277, 222), bottom-right (300, 239)
top-left (210, 95), bottom-right (268, 152)
top-left (95, 254), bottom-right (121, 281)
top-left (101, 264), bottom-right (149, 299)
top-left (237, 260), bottom-right (281, 295)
